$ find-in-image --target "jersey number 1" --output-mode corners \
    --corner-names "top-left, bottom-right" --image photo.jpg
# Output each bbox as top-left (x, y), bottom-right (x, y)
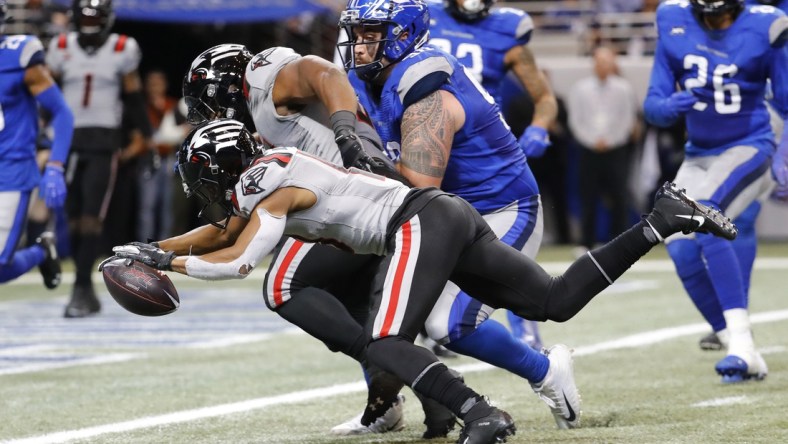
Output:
top-left (683, 55), bottom-right (741, 114)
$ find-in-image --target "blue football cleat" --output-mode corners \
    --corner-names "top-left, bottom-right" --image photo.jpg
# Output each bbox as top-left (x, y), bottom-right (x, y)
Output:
top-left (715, 353), bottom-right (768, 384)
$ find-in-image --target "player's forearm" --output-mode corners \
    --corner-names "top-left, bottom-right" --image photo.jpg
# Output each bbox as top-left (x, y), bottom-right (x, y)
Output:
top-left (157, 223), bottom-right (237, 256)
top-left (531, 94), bottom-right (558, 129)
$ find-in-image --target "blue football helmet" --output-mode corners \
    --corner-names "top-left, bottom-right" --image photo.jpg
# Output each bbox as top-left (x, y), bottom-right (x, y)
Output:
top-left (444, 0), bottom-right (495, 22)
top-left (689, 0), bottom-right (744, 15)
top-left (337, 0), bottom-right (430, 81)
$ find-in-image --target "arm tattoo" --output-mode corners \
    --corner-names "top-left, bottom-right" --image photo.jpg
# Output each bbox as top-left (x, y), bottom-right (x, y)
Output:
top-left (400, 91), bottom-right (453, 179)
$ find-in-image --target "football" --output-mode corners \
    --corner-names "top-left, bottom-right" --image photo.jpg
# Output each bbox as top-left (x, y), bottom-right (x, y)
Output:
top-left (101, 258), bottom-right (180, 316)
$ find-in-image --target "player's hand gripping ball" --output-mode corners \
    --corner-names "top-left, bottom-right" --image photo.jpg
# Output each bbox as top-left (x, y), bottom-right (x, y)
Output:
top-left (100, 257), bottom-right (180, 316)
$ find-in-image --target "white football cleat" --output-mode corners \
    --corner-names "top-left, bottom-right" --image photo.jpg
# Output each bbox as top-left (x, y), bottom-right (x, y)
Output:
top-left (715, 350), bottom-right (768, 383)
top-left (530, 344), bottom-right (581, 429)
top-left (330, 394), bottom-right (406, 435)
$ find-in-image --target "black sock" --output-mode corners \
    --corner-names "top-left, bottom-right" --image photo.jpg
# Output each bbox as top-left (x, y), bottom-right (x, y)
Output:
top-left (74, 234), bottom-right (99, 287)
top-left (412, 362), bottom-right (486, 419)
top-left (546, 220), bottom-right (659, 322)
top-left (361, 364), bottom-right (405, 425)
top-left (26, 221), bottom-right (47, 247)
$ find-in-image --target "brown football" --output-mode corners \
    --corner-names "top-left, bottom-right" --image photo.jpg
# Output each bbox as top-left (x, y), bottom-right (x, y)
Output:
top-left (101, 258), bottom-right (180, 316)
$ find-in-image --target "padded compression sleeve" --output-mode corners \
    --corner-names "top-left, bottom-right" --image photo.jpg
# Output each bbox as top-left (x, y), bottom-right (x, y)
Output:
top-left (184, 209), bottom-right (285, 280)
top-left (35, 85), bottom-right (73, 164)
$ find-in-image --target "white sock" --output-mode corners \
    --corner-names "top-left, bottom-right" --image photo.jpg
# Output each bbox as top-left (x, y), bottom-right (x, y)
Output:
top-left (723, 308), bottom-right (755, 361)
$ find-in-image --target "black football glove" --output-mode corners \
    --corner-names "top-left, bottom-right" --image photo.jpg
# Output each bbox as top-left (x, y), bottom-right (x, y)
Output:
top-left (111, 242), bottom-right (176, 271)
top-left (330, 110), bottom-right (374, 170)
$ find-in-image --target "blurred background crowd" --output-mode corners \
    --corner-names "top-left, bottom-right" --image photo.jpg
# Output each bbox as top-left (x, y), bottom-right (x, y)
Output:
top-left (5, 0), bottom-right (786, 257)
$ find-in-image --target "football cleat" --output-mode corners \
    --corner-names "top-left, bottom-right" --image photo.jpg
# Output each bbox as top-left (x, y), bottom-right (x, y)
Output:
top-left (35, 232), bottom-right (61, 290)
top-left (530, 344), bottom-right (581, 429)
top-left (330, 394), bottom-right (406, 435)
top-left (699, 331), bottom-right (727, 351)
top-left (457, 405), bottom-right (515, 444)
top-left (649, 182), bottom-right (737, 241)
top-left (64, 284), bottom-right (101, 318)
top-left (715, 351), bottom-right (768, 384)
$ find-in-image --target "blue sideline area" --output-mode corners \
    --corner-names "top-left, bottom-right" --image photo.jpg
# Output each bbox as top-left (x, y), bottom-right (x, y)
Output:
top-left (53, 0), bottom-right (331, 23)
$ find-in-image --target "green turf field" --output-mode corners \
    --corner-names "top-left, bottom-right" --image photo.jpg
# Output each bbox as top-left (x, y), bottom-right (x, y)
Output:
top-left (2, 244), bottom-right (788, 444)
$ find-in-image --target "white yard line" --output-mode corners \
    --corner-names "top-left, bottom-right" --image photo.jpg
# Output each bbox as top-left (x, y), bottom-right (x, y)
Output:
top-left (692, 396), bottom-right (751, 408)
top-left (5, 308), bottom-right (788, 444)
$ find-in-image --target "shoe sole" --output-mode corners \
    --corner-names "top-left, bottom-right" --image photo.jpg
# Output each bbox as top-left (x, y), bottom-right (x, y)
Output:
top-left (715, 355), bottom-right (767, 384)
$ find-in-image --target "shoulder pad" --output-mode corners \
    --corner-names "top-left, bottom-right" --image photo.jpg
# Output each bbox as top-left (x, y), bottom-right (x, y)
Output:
top-left (397, 50), bottom-right (453, 108)
top-left (769, 14), bottom-right (788, 46)
top-left (19, 35), bottom-right (44, 69)
top-left (492, 8), bottom-right (534, 42)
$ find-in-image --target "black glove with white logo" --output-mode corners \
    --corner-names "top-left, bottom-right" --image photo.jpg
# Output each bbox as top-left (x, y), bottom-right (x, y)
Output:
top-left (111, 241), bottom-right (176, 271)
top-left (330, 110), bottom-right (377, 171)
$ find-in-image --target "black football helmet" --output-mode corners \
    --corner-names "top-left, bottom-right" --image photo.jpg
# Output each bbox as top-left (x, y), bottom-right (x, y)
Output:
top-left (72, 0), bottom-right (115, 46)
top-left (444, 0), bottom-right (495, 21)
top-left (177, 119), bottom-right (260, 229)
top-left (183, 44), bottom-right (253, 126)
top-left (689, 0), bottom-right (744, 15)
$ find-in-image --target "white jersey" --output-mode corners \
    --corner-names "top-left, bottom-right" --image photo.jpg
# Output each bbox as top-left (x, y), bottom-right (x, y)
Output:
top-left (244, 47), bottom-right (384, 167)
top-left (233, 147), bottom-right (409, 255)
top-left (46, 33), bottom-right (140, 129)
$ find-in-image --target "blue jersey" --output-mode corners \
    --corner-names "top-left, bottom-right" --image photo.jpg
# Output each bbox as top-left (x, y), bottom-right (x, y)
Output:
top-left (350, 46), bottom-right (538, 214)
top-left (0, 35), bottom-right (46, 191)
top-left (426, 0), bottom-right (533, 103)
top-left (645, 1), bottom-right (788, 156)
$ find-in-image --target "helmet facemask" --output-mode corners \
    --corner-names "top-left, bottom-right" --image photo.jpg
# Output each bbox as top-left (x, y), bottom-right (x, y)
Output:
top-left (443, 0), bottom-right (495, 22)
top-left (183, 44), bottom-right (252, 125)
top-left (177, 119), bottom-right (259, 229)
top-left (337, 0), bottom-right (430, 82)
top-left (73, 0), bottom-right (115, 48)
top-left (688, 0), bottom-right (744, 17)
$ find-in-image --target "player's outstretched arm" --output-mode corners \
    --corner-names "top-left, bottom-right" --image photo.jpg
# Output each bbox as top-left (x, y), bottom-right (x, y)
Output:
top-left (157, 215), bottom-right (249, 256)
top-left (399, 90), bottom-right (465, 188)
top-left (170, 187), bottom-right (313, 280)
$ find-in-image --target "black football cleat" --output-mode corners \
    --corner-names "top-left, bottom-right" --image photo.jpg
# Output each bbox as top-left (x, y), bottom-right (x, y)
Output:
top-left (648, 182), bottom-right (737, 241)
top-left (35, 232), bottom-right (61, 290)
top-left (457, 407), bottom-right (515, 444)
top-left (64, 284), bottom-right (101, 318)
top-left (699, 331), bottom-right (724, 351)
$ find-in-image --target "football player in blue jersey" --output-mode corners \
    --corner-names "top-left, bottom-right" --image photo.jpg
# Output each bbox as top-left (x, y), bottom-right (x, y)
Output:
top-left (337, 0), bottom-right (583, 436)
top-left (426, 0), bottom-right (558, 350)
top-left (643, 0), bottom-right (788, 382)
top-left (0, 0), bottom-right (73, 289)
top-left (697, 0), bottom-right (788, 352)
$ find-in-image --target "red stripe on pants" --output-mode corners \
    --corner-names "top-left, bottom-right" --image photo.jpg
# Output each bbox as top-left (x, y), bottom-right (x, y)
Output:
top-left (273, 240), bottom-right (304, 306)
top-left (380, 221), bottom-right (412, 336)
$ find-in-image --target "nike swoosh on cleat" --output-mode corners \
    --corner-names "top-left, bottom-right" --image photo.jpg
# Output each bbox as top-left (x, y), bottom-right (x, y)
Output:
top-left (676, 214), bottom-right (705, 227)
top-left (562, 392), bottom-right (576, 422)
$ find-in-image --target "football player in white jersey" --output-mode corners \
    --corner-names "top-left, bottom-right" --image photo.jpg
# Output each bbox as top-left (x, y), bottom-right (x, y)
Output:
top-left (109, 119), bottom-right (736, 444)
top-left (182, 44), bottom-right (454, 437)
top-left (46, 0), bottom-right (152, 318)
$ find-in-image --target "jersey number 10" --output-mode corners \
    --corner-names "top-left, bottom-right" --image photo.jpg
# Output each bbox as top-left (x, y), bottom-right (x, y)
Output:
top-left (683, 54), bottom-right (741, 115)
